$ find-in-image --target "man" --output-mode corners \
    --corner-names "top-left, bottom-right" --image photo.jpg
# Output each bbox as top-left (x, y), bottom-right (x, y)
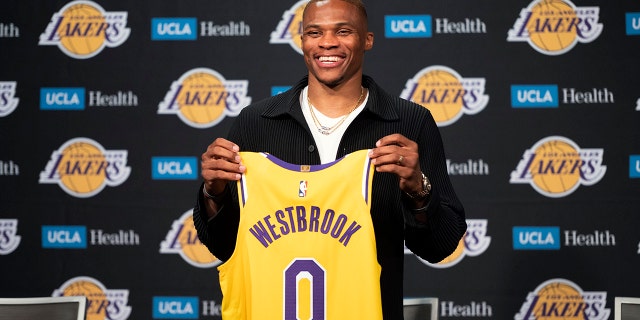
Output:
top-left (193, 0), bottom-right (466, 318)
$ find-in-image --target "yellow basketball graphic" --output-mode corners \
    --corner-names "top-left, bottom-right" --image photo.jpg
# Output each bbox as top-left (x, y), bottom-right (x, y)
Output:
top-left (58, 3), bottom-right (106, 56)
top-left (177, 72), bottom-right (227, 125)
top-left (437, 232), bottom-right (466, 265)
top-left (288, 3), bottom-right (306, 51)
top-left (412, 69), bottom-right (464, 124)
top-left (179, 215), bottom-right (218, 264)
top-left (58, 141), bottom-right (106, 194)
top-left (534, 282), bottom-right (584, 319)
top-left (531, 139), bottom-right (581, 194)
top-left (527, 0), bottom-right (577, 52)
top-left (62, 279), bottom-right (108, 320)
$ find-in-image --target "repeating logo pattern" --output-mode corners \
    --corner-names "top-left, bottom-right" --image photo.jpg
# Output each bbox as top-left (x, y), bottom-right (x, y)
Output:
top-left (39, 0), bottom-right (130, 59)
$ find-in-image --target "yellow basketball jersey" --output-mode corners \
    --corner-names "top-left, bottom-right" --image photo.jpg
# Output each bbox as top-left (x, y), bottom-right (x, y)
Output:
top-left (218, 149), bottom-right (382, 320)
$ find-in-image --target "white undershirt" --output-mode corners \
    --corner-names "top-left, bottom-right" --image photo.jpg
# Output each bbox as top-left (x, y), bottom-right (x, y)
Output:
top-left (300, 86), bottom-right (369, 164)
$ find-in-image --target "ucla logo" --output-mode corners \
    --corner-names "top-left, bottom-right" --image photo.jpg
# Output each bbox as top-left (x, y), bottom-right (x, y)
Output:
top-left (400, 65), bottom-right (488, 126)
top-left (508, 0), bottom-right (602, 55)
top-left (408, 219), bottom-right (491, 268)
top-left (627, 12), bottom-right (640, 35)
top-left (40, 87), bottom-right (85, 110)
top-left (0, 81), bottom-right (19, 117)
top-left (385, 15), bottom-right (432, 38)
top-left (160, 209), bottom-right (221, 268)
top-left (151, 18), bottom-right (197, 41)
top-left (39, 1), bottom-right (130, 59)
top-left (53, 276), bottom-right (132, 320)
top-left (42, 225), bottom-right (87, 249)
top-left (513, 226), bottom-right (560, 250)
top-left (0, 219), bottom-right (21, 255)
top-left (630, 155), bottom-right (640, 178)
top-left (151, 157), bottom-right (197, 180)
top-left (515, 278), bottom-right (609, 319)
top-left (39, 137), bottom-right (131, 198)
top-left (511, 84), bottom-right (559, 108)
top-left (158, 68), bottom-right (251, 128)
top-left (510, 136), bottom-right (606, 198)
top-left (153, 296), bottom-right (199, 319)
top-left (270, 0), bottom-right (307, 54)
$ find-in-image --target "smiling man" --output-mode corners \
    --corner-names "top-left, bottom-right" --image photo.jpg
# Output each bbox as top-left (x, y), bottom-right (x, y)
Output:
top-left (193, 0), bottom-right (466, 319)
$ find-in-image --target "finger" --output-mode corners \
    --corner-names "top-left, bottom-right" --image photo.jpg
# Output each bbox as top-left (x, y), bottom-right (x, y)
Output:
top-left (375, 133), bottom-right (410, 148)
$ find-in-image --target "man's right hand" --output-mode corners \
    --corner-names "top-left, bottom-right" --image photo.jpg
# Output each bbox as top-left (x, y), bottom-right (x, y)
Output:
top-left (200, 138), bottom-right (245, 214)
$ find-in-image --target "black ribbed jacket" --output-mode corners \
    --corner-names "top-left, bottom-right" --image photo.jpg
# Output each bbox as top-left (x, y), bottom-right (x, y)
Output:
top-left (193, 75), bottom-right (466, 319)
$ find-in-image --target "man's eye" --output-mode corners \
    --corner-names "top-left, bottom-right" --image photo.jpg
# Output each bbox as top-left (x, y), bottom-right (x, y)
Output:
top-left (306, 31), bottom-right (321, 37)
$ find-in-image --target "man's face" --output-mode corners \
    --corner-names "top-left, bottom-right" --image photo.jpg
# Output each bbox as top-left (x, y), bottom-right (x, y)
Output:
top-left (301, 0), bottom-right (373, 88)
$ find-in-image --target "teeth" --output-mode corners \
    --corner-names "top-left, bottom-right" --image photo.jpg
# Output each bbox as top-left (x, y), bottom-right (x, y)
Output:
top-left (319, 56), bottom-right (339, 62)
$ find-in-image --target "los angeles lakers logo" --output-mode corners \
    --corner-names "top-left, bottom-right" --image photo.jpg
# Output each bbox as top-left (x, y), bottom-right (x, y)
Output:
top-left (270, 0), bottom-right (307, 54)
top-left (407, 219), bottom-right (490, 268)
top-left (39, 0), bottom-right (130, 59)
top-left (515, 279), bottom-right (609, 320)
top-left (0, 219), bottom-right (21, 255)
top-left (158, 68), bottom-right (251, 129)
top-left (160, 209), bottom-right (221, 268)
top-left (400, 65), bottom-right (488, 127)
top-left (0, 81), bottom-right (19, 117)
top-left (53, 276), bottom-right (132, 320)
top-left (39, 137), bottom-right (131, 198)
top-left (507, 0), bottom-right (602, 55)
top-left (510, 136), bottom-right (606, 198)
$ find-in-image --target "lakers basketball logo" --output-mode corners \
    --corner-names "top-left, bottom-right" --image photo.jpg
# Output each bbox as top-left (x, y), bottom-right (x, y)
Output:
top-left (408, 219), bottom-right (490, 268)
top-left (160, 209), bottom-right (221, 268)
top-left (39, 137), bottom-right (131, 198)
top-left (158, 68), bottom-right (251, 129)
top-left (510, 136), bottom-right (606, 198)
top-left (0, 81), bottom-right (19, 117)
top-left (53, 276), bottom-right (132, 320)
top-left (39, 0), bottom-right (130, 59)
top-left (515, 278), bottom-right (609, 319)
top-left (270, 0), bottom-right (307, 54)
top-left (400, 65), bottom-right (488, 127)
top-left (0, 219), bottom-right (21, 255)
top-left (507, 0), bottom-right (602, 55)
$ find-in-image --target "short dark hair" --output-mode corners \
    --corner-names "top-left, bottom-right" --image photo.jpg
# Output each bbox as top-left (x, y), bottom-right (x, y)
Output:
top-left (303, 0), bottom-right (369, 26)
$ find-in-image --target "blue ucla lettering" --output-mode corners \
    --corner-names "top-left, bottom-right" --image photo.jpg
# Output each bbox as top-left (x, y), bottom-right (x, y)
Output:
top-left (517, 89), bottom-right (553, 103)
top-left (157, 161), bottom-right (192, 175)
top-left (519, 231), bottom-right (554, 245)
top-left (633, 17), bottom-right (640, 30)
top-left (46, 92), bottom-right (80, 105)
top-left (249, 206), bottom-right (361, 248)
top-left (158, 301), bottom-right (194, 314)
top-left (157, 22), bottom-right (192, 36)
top-left (391, 20), bottom-right (427, 33)
top-left (48, 230), bottom-right (82, 243)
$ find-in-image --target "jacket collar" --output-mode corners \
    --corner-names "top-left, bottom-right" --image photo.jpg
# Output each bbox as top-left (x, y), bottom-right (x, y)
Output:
top-left (261, 75), bottom-right (400, 121)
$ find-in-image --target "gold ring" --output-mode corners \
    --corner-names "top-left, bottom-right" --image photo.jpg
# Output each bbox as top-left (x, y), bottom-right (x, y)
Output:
top-left (397, 155), bottom-right (403, 165)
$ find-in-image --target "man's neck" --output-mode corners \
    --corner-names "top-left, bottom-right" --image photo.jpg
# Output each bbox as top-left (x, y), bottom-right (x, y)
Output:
top-left (307, 77), bottom-right (364, 117)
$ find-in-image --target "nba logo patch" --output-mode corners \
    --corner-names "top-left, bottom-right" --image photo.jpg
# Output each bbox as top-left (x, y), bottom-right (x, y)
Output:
top-left (298, 181), bottom-right (307, 197)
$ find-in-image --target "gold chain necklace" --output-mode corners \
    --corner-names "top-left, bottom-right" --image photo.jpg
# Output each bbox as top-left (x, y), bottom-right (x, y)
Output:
top-left (307, 87), bottom-right (364, 135)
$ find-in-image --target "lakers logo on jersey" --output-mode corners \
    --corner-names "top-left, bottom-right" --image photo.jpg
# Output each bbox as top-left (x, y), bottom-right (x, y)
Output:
top-left (219, 150), bottom-right (382, 319)
top-left (515, 279), bottom-right (610, 320)
top-left (39, 137), bottom-right (131, 198)
top-left (158, 67), bottom-right (251, 128)
top-left (53, 276), bottom-right (132, 320)
top-left (510, 136), bottom-right (606, 197)
top-left (39, 0), bottom-right (130, 59)
top-left (160, 209), bottom-right (221, 268)
top-left (270, 0), bottom-right (307, 55)
top-left (400, 65), bottom-right (488, 127)
top-left (507, 0), bottom-right (602, 55)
